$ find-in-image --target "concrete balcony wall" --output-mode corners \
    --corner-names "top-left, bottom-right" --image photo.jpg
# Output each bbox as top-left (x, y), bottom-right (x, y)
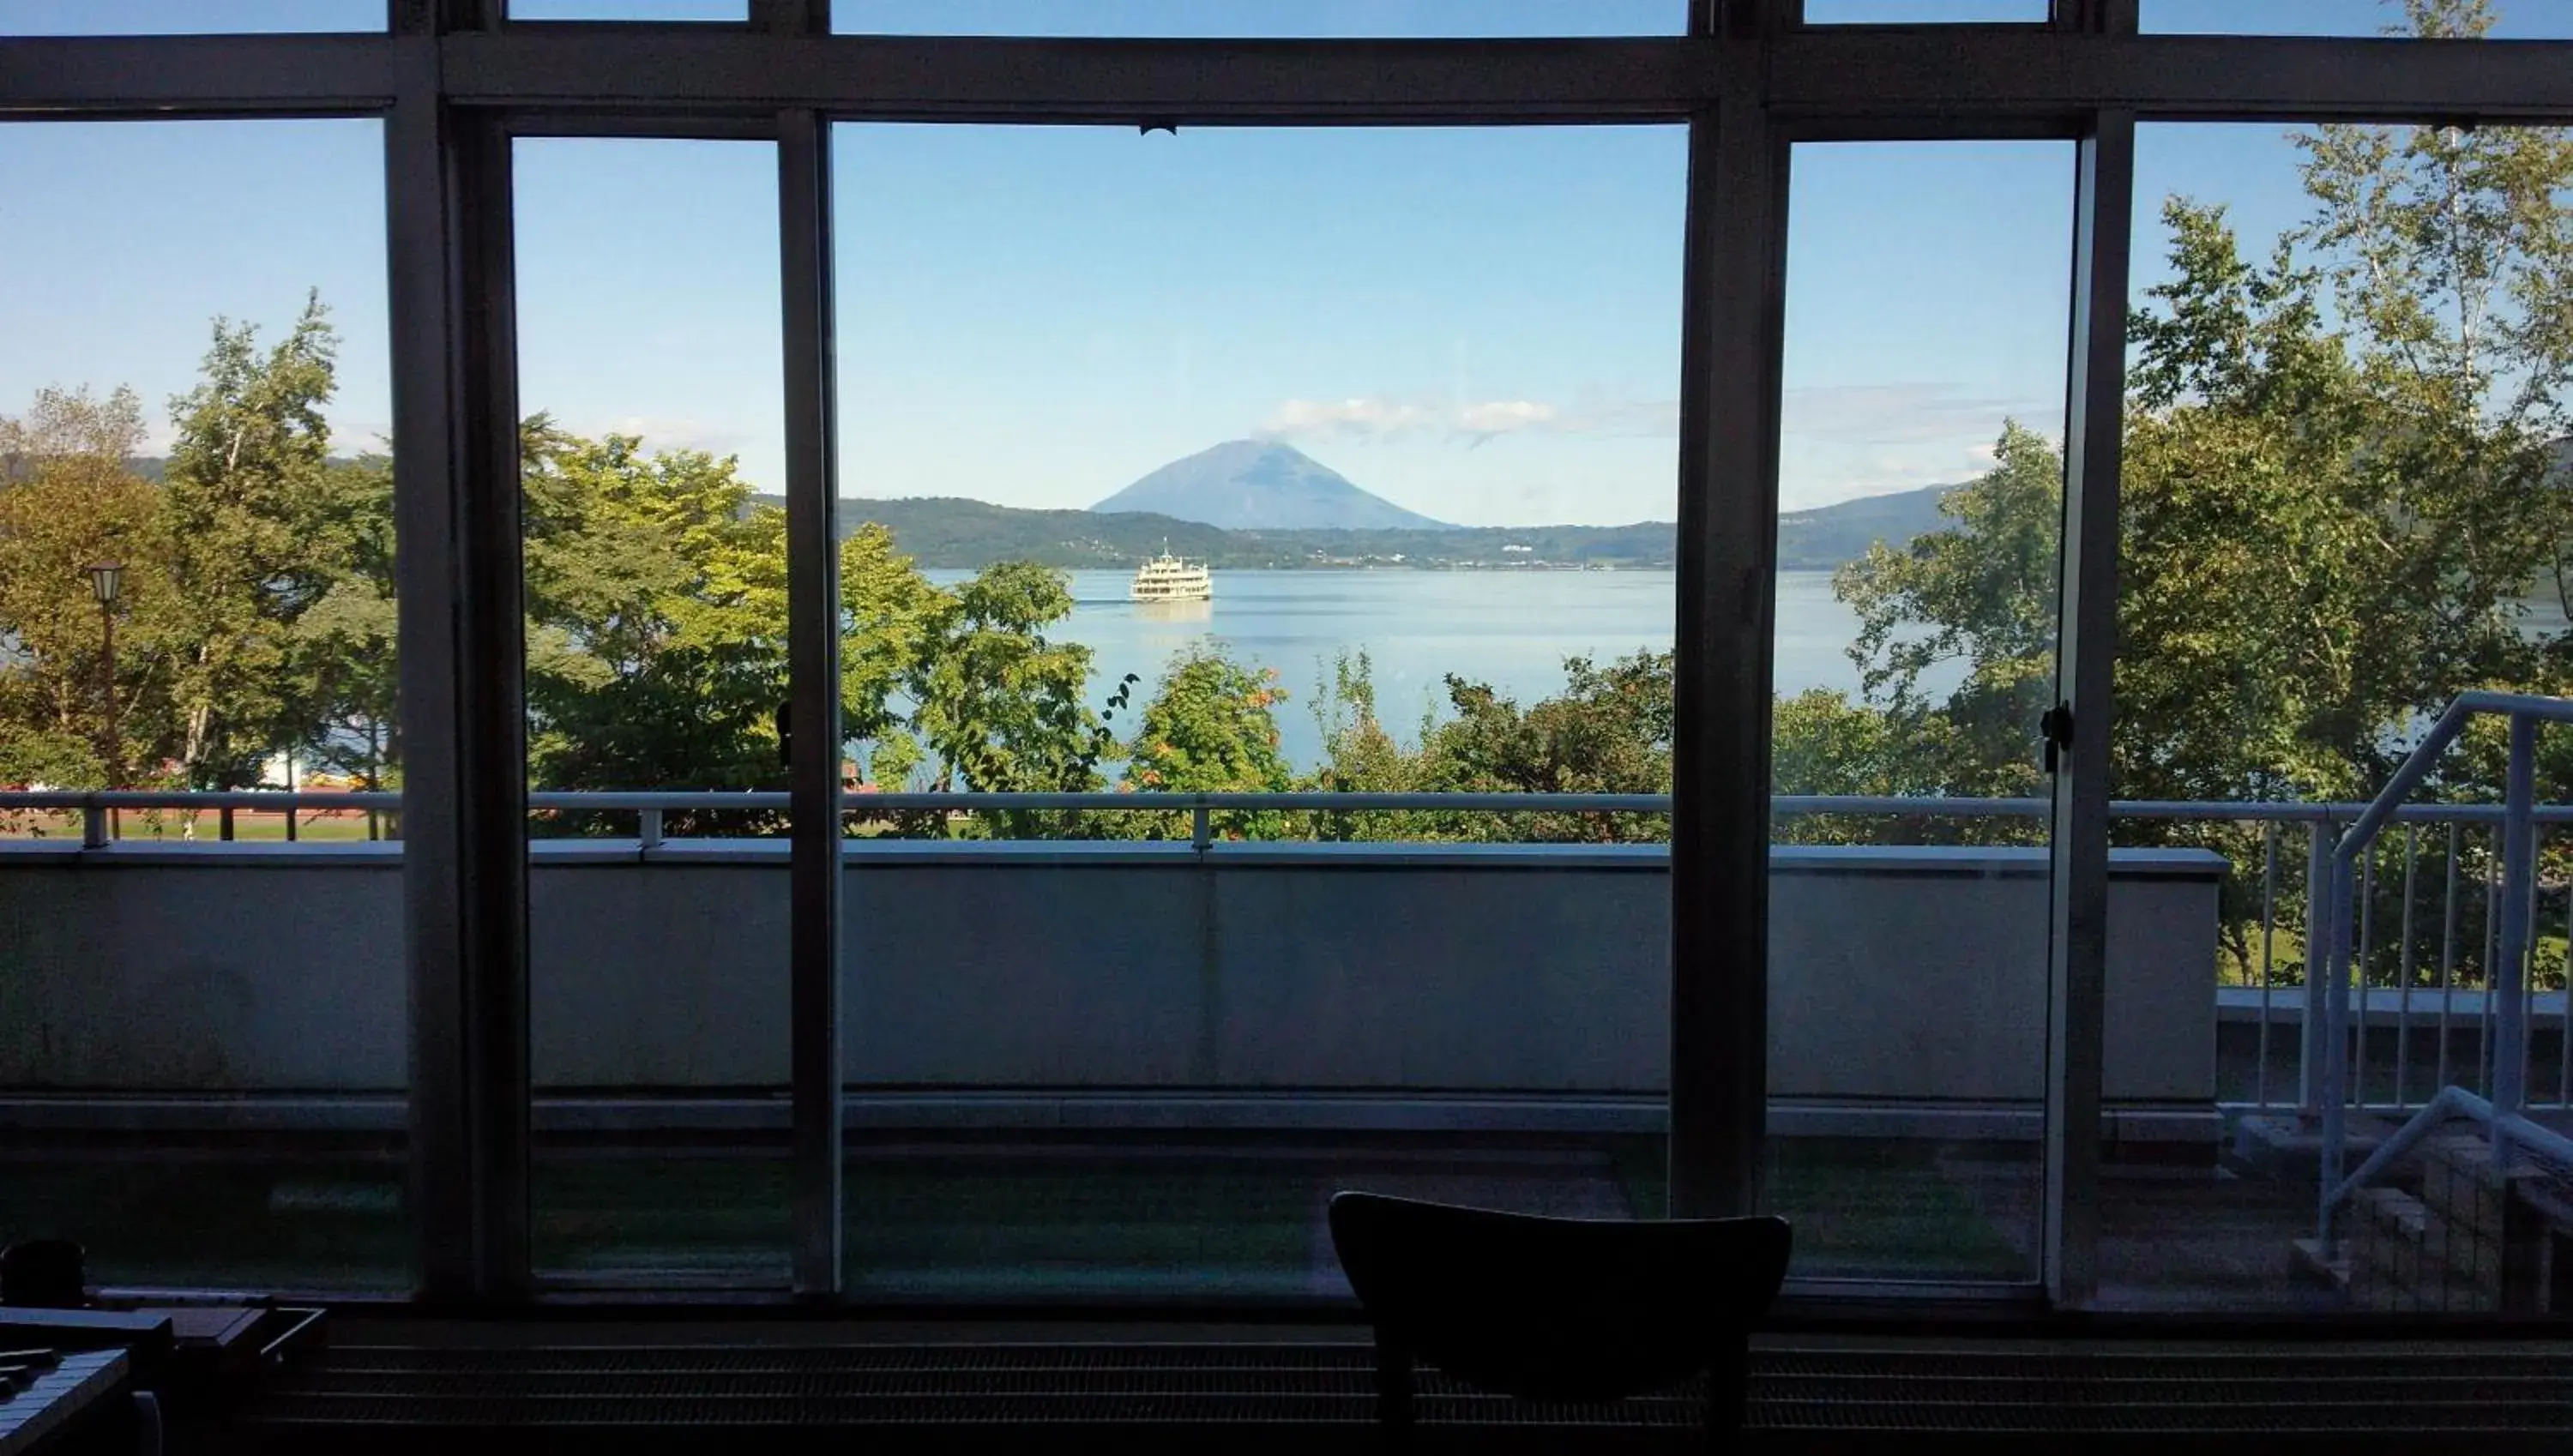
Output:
top-left (0, 840), bottom-right (2225, 1119)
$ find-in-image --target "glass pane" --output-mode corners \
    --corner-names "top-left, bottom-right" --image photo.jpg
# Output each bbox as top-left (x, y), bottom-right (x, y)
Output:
top-left (1804, 0), bottom-right (2048, 21)
top-left (0, 118), bottom-right (401, 1293)
top-left (0, 0), bottom-right (382, 32)
top-left (509, 0), bottom-right (748, 18)
top-left (1769, 140), bottom-right (2072, 1285)
top-left (513, 136), bottom-right (790, 1288)
top-left (835, 0), bottom-right (1683, 37)
top-left (2144, 0), bottom-right (2573, 37)
top-left (833, 123), bottom-right (1684, 1300)
top-left (2115, 113), bottom-right (2573, 1315)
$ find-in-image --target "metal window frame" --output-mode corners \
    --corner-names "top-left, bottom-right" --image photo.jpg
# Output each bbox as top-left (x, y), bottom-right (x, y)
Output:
top-left (8, 5), bottom-right (2573, 1315)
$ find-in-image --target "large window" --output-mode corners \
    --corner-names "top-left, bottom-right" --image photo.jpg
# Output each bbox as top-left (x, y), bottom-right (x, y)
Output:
top-left (511, 135), bottom-right (792, 1287)
top-left (9, 0), bottom-right (2573, 1321)
top-left (2109, 93), bottom-right (2573, 1313)
top-left (0, 117), bottom-right (400, 1292)
top-left (830, 122), bottom-right (1684, 1298)
top-left (1767, 139), bottom-right (2074, 1288)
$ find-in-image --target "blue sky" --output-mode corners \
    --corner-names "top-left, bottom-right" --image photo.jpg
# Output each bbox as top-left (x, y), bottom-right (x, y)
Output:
top-left (3, 0), bottom-right (2565, 523)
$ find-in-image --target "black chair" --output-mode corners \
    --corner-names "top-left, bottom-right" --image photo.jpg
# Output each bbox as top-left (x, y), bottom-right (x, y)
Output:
top-left (1327, 1192), bottom-right (1790, 1451)
top-left (0, 1238), bottom-right (87, 1309)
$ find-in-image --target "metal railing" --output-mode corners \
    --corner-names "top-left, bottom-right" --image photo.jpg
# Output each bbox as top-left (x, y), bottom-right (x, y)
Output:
top-left (16, 782), bottom-right (2573, 1125)
top-left (2314, 692), bottom-right (2573, 1247)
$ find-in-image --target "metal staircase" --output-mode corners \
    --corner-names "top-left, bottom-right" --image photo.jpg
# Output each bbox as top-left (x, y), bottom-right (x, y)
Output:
top-left (2313, 692), bottom-right (2573, 1267)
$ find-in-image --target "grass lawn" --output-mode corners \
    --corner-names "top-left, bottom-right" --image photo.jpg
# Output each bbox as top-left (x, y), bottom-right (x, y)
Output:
top-left (2218, 922), bottom-right (2570, 990)
top-left (2, 809), bottom-right (389, 843)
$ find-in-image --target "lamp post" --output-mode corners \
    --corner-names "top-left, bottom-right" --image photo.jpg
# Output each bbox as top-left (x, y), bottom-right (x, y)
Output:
top-left (86, 561), bottom-right (123, 837)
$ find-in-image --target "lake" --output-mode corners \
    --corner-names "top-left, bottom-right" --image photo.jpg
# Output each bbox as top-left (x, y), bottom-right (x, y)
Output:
top-left (923, 568), bottom-right (1913, 771)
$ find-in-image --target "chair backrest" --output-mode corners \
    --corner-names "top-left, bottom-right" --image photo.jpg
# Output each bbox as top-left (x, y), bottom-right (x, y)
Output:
top-left (1327, 1192), bottom-right (1790, 1405)
top-left (0, 1238), bottom-right (87, 1309)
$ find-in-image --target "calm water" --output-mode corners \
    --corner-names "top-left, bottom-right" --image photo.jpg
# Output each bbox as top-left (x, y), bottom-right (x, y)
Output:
top-left (925, 568), bottom-right (1907, 770)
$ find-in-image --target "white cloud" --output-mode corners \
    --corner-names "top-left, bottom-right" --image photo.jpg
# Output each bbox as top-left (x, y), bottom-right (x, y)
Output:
top-left (1778, 382), bottom-right (2057, 510)
top-left (1260, 398), bottom-right (1436, 440)
top-left (1453, 399), bottom-right (1557, 446)
top-left (596, 414), bottom-right (752, 457)
top-left (1259, 394), bottom-right (1673, 448)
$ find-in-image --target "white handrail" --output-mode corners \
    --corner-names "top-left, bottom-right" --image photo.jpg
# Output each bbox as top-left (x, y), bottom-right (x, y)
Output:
top-left (2317, 691), bottom-right (2573, 1245)
top-left (19, 786), bottom-right (2573, 821)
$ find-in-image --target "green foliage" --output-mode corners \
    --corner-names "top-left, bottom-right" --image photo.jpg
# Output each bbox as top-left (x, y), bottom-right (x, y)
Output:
top-left (1832, 420), bottom-right (2059, 802)
top-left (159, 296), bottom-right (348, 790)
top-left (1299, 649), bottom-right (1673, 844)
top-left (293, 452), bottom-right (400, 790)
top-left (1120, 644), bottom-right (1293, 839)
top-left (1777, 6), bottom-right (2573, 984)
top-left (520, 422), bottom-right (792, 833)
top-left (10, 0), bottom-right (2569, 912)
top-left (0, 388), bottom-right (166, 795)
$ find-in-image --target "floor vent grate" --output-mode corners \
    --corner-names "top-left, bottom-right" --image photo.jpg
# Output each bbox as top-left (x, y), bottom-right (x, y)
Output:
top-left (238, 1339), bottom-right (2573, 1442)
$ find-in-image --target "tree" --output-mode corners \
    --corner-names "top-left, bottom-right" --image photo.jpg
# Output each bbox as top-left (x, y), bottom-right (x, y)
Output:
top-left (1806, 1), bottom-right (2573, 981)
top-left (0, 388), bottom-right (170, 795)
top-left (1121, 643), bottom-right (1292, 839)
top-left (519, 422), bottom-right (791, 833)
top-left (1769, 688), bottom-right (1984, 845)
top-left (1418, 651), bottom-right (1674, 844)
top-left (904, 560), bottom-right (1102, 796)
top-left (292, 451), bottom-right (401, 793)
top-left (0, 385), bottom-right (148, 481)
top-left (837, 521), bottom-right (943, 791)
top-left (159, 295), bottom-right (347, 791)
top-left (1833, 420), bottom-right (2061, 802)
top-left (1301, 648), bottom-right (1453, 840)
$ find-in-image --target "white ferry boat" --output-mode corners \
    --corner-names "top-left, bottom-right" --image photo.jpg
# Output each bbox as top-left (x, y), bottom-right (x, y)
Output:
top-left (1130, 545), bottom-right (1214, 604)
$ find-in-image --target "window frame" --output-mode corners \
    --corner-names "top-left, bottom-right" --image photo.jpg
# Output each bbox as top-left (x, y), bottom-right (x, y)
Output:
top-left (8, 0), bottom-right (2573, 1315)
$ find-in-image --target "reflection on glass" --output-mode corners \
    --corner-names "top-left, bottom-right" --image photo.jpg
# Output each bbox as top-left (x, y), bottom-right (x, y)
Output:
top-left (0, 118), bottom-right (401, 1291)
top-left (513, 136), bottom-right (791, 1285)
top-left (1769, 139), bottom-right (2072, 1286)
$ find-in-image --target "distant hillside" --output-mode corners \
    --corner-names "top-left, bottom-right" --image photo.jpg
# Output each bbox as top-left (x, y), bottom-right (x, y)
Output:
top-left (1777, 483), bottom-right (1956, 570)
top-left (745, 482), bottom-right (1961, 574)
top-left (750, 493), bottom-right (1667, 570)
top-left (1093, 439), bottom-right (1449, 531)
top-left (826, 497), bottom-right (1253, 569)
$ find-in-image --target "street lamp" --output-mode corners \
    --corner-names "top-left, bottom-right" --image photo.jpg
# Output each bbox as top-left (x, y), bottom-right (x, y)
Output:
top-left (85, 563), bottom-right (124, 823)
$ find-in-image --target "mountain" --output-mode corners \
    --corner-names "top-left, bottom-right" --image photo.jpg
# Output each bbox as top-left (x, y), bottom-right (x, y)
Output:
top-left (1776, 483), bottom-right (1956, 570)
top-left (1090, 440), bottom-right (1450, 531)
top-left (738, 478), bottom-right (1962, 574)
top-left (821, 497), bottom-right (1248, 569)
top-left (751, 492), bottom-right (1669, 570)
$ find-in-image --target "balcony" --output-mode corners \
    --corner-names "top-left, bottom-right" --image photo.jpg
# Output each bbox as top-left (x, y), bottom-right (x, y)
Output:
top-left (6, 788), bottom-right (2570, 1311)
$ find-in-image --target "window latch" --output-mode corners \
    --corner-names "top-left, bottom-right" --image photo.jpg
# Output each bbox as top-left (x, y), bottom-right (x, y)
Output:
top-left (2040, 701), bottom-right (2075, 774)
